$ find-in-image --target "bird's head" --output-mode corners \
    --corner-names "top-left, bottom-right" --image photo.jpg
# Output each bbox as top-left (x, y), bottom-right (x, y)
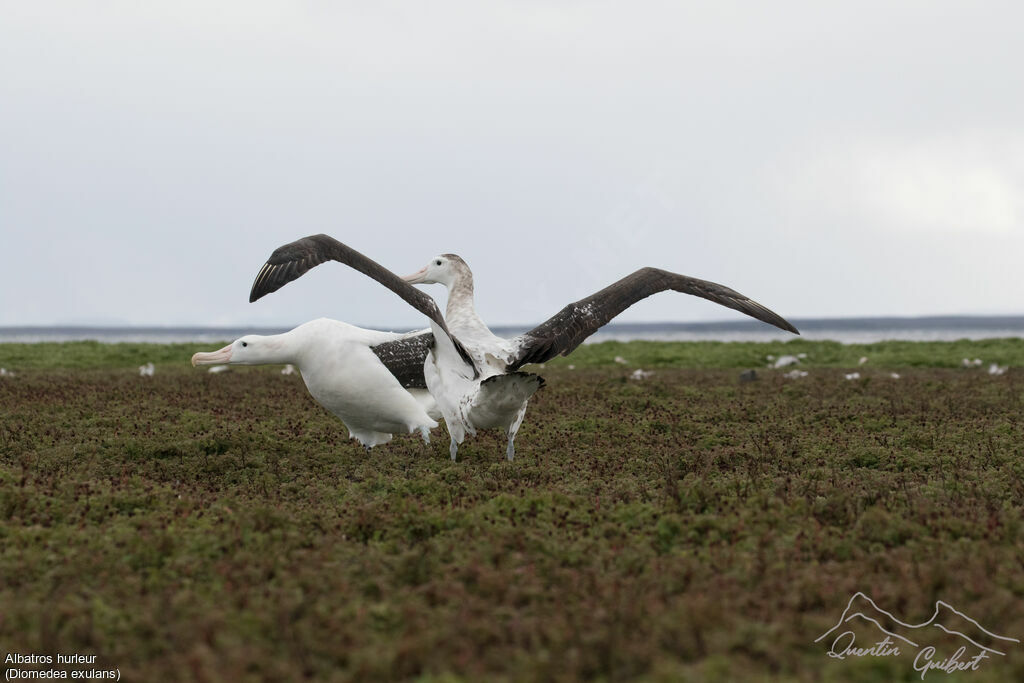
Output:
top-left (191, 335), bottom-right (279, 367)
top-left (402, 254), bottom-right (470, 289)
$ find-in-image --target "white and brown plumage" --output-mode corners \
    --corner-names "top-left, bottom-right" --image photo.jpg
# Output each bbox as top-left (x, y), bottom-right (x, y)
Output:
top-left (249, 234), bottom-right (799, 460)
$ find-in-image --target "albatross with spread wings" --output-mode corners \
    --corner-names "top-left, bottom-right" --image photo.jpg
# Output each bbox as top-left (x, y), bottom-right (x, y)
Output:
top-left (249, 234), bottom-right (799, 460)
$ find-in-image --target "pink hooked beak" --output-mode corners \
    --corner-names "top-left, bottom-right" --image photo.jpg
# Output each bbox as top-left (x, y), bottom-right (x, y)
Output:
top-left (191, 344), bottom-right (233, 367)
top-left (402, 266), bottom-right (428, 285)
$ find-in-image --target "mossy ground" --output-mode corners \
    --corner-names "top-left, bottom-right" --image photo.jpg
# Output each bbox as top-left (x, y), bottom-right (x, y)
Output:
top-left (3, 336), bottom-right (1024, 370)
top-left (1, 340), bottom-right (1023, 681)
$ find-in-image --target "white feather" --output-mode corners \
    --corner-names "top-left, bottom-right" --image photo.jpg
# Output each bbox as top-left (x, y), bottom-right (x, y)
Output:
top-left (193, 318), bottom-right (439, 449)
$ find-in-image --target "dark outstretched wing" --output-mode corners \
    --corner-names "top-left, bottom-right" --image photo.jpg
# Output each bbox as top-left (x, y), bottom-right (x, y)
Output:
top-left (249, 234), bottom-right (477, 373)
top-left (508, 267), bottom-right (798, 370)
top-left (371, 333), bottom-right (432, 389)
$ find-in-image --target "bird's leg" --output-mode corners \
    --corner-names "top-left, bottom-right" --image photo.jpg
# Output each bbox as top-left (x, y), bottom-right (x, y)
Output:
top-left (449, 438), bottom-right (459, 461)
top-left (505, 403), bottom-right (529, 462)
top-left (418, 426), bottom-right (431, 444)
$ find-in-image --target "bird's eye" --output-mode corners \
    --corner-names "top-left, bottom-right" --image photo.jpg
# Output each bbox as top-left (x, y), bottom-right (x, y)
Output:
top-left (241, 341), bottom-right (248, 347)
top-left (435, 260), bottom-right (442, 266)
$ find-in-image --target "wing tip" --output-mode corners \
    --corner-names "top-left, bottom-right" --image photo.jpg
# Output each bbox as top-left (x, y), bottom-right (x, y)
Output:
top-left (249, 262), bottom-right (275, 303)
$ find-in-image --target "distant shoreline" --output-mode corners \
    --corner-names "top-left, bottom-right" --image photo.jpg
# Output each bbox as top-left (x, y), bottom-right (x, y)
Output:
top-left (2, 316), bottom-right (1023, 345)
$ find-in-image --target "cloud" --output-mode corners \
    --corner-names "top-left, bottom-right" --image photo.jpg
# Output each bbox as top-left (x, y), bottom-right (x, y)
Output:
top-left (779, 133), bottom-right (1023, 236)
top-left (2, 2), bottom-right (1024, 325)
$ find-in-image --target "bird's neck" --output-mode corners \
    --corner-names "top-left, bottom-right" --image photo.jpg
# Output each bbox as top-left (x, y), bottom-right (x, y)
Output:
top-left (444, 272), bottom-right (490, 335)
top-left (259, 330), bottom-right (302, 366)
top-left (445, 271), bottom-right (475, 320)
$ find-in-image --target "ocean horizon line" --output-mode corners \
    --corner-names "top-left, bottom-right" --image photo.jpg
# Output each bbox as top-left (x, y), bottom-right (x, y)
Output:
top-left (2, 315), bottom-right (1024, 345)
top-left (4, 314), bottom-right (1024, 332)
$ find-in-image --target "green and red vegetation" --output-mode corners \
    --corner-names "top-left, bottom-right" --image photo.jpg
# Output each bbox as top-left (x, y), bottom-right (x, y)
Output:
top-left (1, 339), bottom-right (1023, 681)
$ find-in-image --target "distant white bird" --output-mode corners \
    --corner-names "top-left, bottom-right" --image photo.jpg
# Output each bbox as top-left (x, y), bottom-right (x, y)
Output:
top-left (614, 356), bottom-right (628, 365)
top-left (962, 358), bottom-right (983, 368)
top-left (138, 362), bottom-right (155, 377)
top-left (248, 234), bottom-right (799, 461)
top-left (207, 365), bottom-right (230, 374)
top-left (858, 356), bottom-right (869, 365)
top-left (889, 372), bottom-right (901, 379)
top-left (191, 318), bottom-right (440, 449)
top-left (844, 372), bottom-right (861, 380)
top-left (797, 352), bottom-right (808, 359)
top-left (0, 368), bottom-right (14, 377)
top-left (281, 364), bottom-right (296, 375)
top-left (773, 355), bottom-right (800, 369)
top-left (988, 363), bottom-right (1007, 376)
top-left (630, 368), bottom-right (654, 380)
top-left (784, 369), bottom-right (808, 379)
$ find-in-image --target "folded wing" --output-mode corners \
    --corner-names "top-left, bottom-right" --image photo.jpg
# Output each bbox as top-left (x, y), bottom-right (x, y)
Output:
top-left (371, 333), bottom-right (431, 389)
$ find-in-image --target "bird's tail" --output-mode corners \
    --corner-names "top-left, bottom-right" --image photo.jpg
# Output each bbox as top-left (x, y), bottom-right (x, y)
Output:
top-left (471, 372), bottom-right (545, 419)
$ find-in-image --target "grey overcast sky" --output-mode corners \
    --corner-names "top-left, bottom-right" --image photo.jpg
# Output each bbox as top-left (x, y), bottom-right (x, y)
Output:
top-left (2, 1), bottom-right (1022, 329)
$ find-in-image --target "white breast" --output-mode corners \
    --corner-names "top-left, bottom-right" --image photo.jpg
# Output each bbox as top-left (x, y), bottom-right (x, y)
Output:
top-left (293, 320), bottom-right (438, 445)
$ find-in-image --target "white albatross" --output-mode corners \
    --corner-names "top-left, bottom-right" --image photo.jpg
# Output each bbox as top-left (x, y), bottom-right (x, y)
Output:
top-left (248, 235), bottom-right (800, 460)
top-left (191, 318), bottom-right (440, 449)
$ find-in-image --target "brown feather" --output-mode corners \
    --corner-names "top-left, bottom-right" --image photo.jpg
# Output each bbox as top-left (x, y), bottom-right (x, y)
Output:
top-left (508, 267), bottom-right (798, 370)
top-left (248, 234), bottom-right (478, 374)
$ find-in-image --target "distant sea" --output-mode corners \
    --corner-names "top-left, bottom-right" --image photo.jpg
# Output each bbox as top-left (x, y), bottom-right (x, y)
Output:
top-left (2, 316), bottom-right (1023, 345)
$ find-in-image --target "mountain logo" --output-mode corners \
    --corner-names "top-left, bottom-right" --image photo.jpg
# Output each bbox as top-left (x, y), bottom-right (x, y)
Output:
top-left (816, 592), bottom-right (1018, 678)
